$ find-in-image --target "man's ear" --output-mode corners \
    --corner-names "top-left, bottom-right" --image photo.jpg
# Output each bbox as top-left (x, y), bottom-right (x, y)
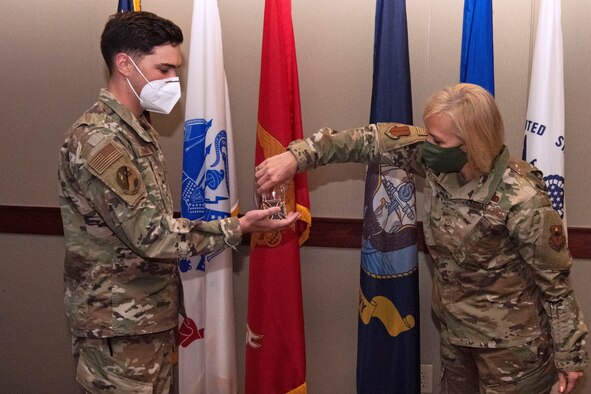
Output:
top-left (113, 53), bottom-right (134, 77)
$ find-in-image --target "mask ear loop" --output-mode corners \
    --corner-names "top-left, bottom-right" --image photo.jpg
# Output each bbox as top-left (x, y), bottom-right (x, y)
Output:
top-left (124, 55), bottom-right (153, 103)
top-left (126, 55), bottom-right (154, 88)
top-left (125, 77), bottom-right (142, 102)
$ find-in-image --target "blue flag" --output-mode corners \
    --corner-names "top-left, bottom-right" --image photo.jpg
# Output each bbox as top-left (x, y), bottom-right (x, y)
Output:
top-left (117, 0), bottom-right (140, 13)
top-left (460, 0), bottom-right (494, 95)
top-left (357, 0), bottom-right (419, 392)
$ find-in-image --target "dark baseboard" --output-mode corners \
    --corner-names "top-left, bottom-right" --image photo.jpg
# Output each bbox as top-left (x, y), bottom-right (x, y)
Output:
top-left (2, 205), bottom-right (590, 259)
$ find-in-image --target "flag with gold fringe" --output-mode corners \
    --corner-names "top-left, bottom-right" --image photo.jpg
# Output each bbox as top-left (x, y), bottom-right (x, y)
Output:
top-left (245, 0), bottom-right (310, 392)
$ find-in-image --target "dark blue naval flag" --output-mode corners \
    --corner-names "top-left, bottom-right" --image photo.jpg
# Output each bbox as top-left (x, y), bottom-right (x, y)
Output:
top-left (460, 0), bottom-right (494, 95)
top-left (117, 0), bottom-right (140, 13)
top-left (357, 0), bottom-right (420, 392)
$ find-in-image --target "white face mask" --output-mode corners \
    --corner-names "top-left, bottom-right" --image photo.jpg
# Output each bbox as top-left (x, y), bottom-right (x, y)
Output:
top-left (125, 56), bottom-right (181, 114)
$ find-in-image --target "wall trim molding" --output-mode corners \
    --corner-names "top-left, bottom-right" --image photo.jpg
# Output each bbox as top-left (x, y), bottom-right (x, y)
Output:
top-left (2, 205), bottom-right (591, 259)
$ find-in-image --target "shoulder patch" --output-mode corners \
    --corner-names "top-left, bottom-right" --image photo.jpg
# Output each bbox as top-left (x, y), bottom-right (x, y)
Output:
top-left (115, 165), bottom-right (141, 195)
top-left (377, 122), bottom-right (428, 152)
top-left (535, 210), bottom-right (571, 270)
top-left (88, 142), bottom-right (123, 174)
top-left (85, 139), bottom-right (146, 207)
top-left (384, 124), bottom-right (410, 138)
top-left (548, 224), bottom-right (567, 251)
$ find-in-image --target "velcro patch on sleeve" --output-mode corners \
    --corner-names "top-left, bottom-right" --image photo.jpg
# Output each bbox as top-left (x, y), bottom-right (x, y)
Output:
top-left (85, 140), bottom-right (146, 207)
top-left (88, 142), bottom-right (123, 174)
top-left (385, 124), bottom-right (410, 138)
top-left (377, 122), bottom-right (428, 152)
top-left (536, 209), bottom-right (571, 270)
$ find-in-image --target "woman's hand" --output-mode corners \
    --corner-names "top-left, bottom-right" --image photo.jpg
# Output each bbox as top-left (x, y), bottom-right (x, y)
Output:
top-left (255, 151), bottom-right (298, 194)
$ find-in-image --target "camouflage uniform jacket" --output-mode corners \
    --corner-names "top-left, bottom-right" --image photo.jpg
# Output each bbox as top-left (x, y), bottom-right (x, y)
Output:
top-left (288, 123), bottom-right (588, 371)
top-left (58, 89), bottom-right (241, 338)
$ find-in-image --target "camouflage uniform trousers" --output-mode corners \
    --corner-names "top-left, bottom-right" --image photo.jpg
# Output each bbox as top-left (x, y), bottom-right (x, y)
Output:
top-left (439, 324), bottom-right (557, 394)
top-left (73, 329), bottom-right (175, 394)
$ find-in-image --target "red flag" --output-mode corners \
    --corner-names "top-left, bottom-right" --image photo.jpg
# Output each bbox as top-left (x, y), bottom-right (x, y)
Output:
top-left (245, 0), bottom-right (310, 392)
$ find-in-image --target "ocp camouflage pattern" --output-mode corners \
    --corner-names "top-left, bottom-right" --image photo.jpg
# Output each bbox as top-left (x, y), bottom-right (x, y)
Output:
top-left (73, 330), bottom-right (174, 393)
top-left (288, 123), bottom-right (588, 371)
top-left (58, 89), bottom-right (241, 338)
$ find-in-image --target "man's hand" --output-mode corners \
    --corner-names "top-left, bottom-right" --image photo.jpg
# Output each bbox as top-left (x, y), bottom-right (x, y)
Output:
top-left (255, 151), bottom-right (298, 194)
top-left (238, 207), bottom-right (300, 234)
top-left (557, 370), bottom-right (584, 393)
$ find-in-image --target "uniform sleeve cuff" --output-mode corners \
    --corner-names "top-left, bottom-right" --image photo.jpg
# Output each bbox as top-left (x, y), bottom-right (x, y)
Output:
top-left (287, 140), bottom-right (311, 173)
top-left (220, 216), bottom-right (242, 249)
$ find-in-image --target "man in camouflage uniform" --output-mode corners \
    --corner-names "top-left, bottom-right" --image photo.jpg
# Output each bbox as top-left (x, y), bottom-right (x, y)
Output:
top-left (255, 84), bottom-right (588, 393)
top-left (58, 11), bottom-right (298, 394)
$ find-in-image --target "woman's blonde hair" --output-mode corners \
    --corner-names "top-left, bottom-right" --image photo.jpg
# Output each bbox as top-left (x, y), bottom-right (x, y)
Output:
top-left (423, 83), bottom-right (504, 174)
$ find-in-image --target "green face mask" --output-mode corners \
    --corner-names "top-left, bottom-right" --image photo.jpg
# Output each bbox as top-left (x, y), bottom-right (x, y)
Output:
top-left (420, 141), bottom-right (468, 173)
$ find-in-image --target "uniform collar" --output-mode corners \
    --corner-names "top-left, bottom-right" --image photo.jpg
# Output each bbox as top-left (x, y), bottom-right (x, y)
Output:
top-left (99, 88), bottom-right (156, 144)
top-left (428, 146), bottom-right (509, 204)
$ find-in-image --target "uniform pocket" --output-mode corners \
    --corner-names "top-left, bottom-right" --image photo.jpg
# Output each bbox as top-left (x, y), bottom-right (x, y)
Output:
top-left (76, 346), bottom-right (153, 394)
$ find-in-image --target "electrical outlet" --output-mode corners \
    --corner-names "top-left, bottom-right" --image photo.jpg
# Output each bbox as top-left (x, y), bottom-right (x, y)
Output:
top-left (420, 364), bottom-right (433, 393)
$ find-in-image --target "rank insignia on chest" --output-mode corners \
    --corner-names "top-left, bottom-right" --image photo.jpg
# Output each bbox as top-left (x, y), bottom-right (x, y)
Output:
top-left (483, 204), bottom-right (506, 220)
top-left (548, 224), bottom-right (566, 251)
top-left (138, 146), bottom-right (153, 157)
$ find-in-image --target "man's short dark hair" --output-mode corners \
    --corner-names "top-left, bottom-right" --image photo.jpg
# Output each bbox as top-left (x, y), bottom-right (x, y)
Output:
top-left (100, 11), bottom-right (183, 74)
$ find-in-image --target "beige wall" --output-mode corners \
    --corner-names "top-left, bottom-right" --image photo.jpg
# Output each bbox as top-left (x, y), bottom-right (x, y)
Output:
top-left (1, 0), bottom-right (590, 392)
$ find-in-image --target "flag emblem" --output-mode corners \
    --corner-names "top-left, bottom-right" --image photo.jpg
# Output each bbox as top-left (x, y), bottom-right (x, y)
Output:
top-left (545, 174), bottom-right (565, 217)
top-left (359, 290), bottom-right (415, 337)
top-left (178, 317), bottom-right (205, 348)
top-left (361, 165), bottom-right (418, 277)
top-left (246, 324), bottom-right (264, 349)
top-left (180, 118), bottom-right (230, 273)
top-left (181, 118), bottom-right (229, 223)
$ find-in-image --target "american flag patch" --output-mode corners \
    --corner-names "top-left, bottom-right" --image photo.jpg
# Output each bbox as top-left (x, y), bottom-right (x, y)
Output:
top-left (88, 142), bottom-right (122, 174)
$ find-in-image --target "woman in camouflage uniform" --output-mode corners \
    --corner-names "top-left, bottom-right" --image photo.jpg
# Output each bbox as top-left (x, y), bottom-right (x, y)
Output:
top-left (255, 83), bottom-right (588, 394)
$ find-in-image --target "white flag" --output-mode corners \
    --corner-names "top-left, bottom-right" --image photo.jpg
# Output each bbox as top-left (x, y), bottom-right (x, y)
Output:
top-left (178, 0), bottom-right (238, 392)
top-left (523, 0), bottom-right (565, 219)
